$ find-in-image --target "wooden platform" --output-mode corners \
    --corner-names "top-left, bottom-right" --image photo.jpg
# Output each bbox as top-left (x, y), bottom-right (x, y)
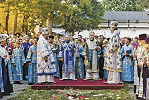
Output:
top-left (31, 78), bottom-right (123, 90)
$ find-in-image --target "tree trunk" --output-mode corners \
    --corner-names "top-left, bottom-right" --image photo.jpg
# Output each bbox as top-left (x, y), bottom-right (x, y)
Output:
top-left (5, 6), bottom-right (10, 33)
top-left (22, 15), bottom-right (29, 35)
top-left (13, 9), bottom-right (18, 34)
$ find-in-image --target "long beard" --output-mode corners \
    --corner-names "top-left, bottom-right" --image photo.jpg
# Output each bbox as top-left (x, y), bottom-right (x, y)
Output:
top-left (90, 38), bottom-right (94, 41)
top-left (66, 40), bottom-right (70, 43)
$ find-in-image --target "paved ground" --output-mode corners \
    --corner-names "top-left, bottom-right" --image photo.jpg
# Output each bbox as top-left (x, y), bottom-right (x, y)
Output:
top-left (1, 81), bottom-right (137, 100)
top-left (1, 80), bottom-right (29, 100)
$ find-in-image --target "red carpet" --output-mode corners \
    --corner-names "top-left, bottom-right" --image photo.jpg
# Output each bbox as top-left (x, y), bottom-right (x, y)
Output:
top-left (31, 78), bottom-right (123, 90)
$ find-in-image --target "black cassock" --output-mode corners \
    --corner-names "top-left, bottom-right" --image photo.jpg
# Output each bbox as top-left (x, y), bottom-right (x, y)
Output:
top-left (97, 42), bottom-right (104, 78)
top-left (0, 89), bottom-right (2, 99)
top-left (2, 58), bottom-right (13, 96)
top-left (142, 64), bottom-right (149, 97)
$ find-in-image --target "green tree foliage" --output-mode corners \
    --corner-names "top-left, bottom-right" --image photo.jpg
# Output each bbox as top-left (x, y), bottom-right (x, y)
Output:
top-left (136, 0), bottom-right (149, 10)
top-left (103, 0), bottom-right (145, 11)
top-left (57, 0), bottom-right (105, 34)
top-left (2, 0), bottom-right (105, 34)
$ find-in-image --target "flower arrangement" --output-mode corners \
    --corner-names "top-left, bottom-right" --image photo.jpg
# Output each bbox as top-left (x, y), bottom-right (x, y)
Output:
top-left (9, 87), bottom-right (133, 100)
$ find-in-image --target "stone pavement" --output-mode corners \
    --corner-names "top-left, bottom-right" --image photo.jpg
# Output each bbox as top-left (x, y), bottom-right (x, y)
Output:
top-left (1, 80), bottom-right (29, 100)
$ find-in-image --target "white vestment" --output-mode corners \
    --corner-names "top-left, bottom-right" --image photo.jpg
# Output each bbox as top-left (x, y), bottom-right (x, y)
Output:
top-left (37, 35), bottom-right (56, 83)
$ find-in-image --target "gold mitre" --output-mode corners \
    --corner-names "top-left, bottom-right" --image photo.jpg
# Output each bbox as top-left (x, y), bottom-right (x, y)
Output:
top-left (89, 32), bottom-right (95, 36)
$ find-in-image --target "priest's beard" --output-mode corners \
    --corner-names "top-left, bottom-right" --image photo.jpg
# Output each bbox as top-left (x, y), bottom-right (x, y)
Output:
top-left (49, 42), bottom-right (53, 44)
top-left (90, 38), bottom-right (94, 41)
top-left (66, 40), bottom-right (70, 43)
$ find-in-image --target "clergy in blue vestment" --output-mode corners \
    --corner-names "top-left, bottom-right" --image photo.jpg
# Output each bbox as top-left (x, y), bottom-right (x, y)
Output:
top-left (26, 37), bottom-right (38, 85)
top-left (103, 39), bottom-right (109, 78)
top-left (11, 41), bottom-right (26, 84)
top-left (59, 32), bottom-right (76, 80)
top-left (0, 34), bottom-right (13, 96)
top-left (0, 56), bottom-right (4, 99)
top-left (84, 32), bottom-right (101, 80)
top-left (37, 28), bottom-right (56, 83)
top-left (23, 35), bottom-right (32, 80)
top-left (74, 35), bottom-right (85, 78)
top-left (121, 37), bottom-right (134, 82)
top-left (19, 38), bottom-right (25, 51)
top-left (49, 35), bottom-right (60, 78)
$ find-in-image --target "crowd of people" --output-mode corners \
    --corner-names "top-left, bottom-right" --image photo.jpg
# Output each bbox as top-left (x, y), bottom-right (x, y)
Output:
top-left (0, 21), bottom-right (149, 99)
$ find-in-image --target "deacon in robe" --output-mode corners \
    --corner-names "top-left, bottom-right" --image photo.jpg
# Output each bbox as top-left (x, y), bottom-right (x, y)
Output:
top-left (26, 36), bottom-right (38, 85)
top-left (84, 32), bottom-right (101, 80)
top-left (145, 37), bottom-right (149, 100)
top-left (98, 35), bottom-right (104, 78)
top-left (0, 56), bottom-right (4, 99)
top-left (103, 39), bottom-right (109, 78)
top-left (0, 34), bottom-right (13, 96)
top-left (133, 38), bottom-right (140, 96)
top-left (121, 37), bottom-right (134, 82)
top-left (137, 34), bottom-right (147, 99)
top-left (59, 32), bottom-right (76, 80)
top-left (49, 35), bottom-right (60, 78)
top-left (141, 37), bottom-right (149, 99)
top-left (11, 41), bottom-right (26, 84)
top-left (104, 21), bottom-right (122, 84)
top-left (74, 35), bottom-right (85, 78)
top-left (58, 39), bottom-right (64, 78)
top-left (37, 28), bottom-right (56, 84)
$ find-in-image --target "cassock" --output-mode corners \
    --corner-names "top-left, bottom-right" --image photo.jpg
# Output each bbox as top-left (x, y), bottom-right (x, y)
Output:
top-left (0, 56), bottom-right (4, 98)
top-left (26, 45), bottom-right (38, 84)
top-left (133, 48), bottom-right (140, 95)
top-left (51, 45), bottom-right (60, 78)
top-left (37, 35), bottom-right (56, 83)
top-left (74, 41), bottom-right (85, 78)
top-left (103, 46), bottom-right (108, 78)
top-left (85, 39), bottom-right (100, 80)
top-left (137, 46), bottom-right (146, 98)
top-left (146, 78), bottom-right (149, 99)
top-left (60, 41), bottom-right (75, 80)
top-left (121, 44), bottom-right (134, 82)
top-left (104, 30), bottom-right (122, 84)
top-left (146, 50), bottom-right (149, 99)
top-left (97, 42), bottom-right (104, 78)
top-left (138, 37), bottom-right (149, 99)
top-left (11, 48), bottom-right (26, 81)
top-left (0, 45), bottom-right (13, 96)
top-left (58, 44), bottom-right (63, 79)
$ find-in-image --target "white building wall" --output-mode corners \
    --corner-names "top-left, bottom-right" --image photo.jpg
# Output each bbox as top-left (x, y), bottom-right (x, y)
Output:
top-left (74, 28), bottom-right (149, 38)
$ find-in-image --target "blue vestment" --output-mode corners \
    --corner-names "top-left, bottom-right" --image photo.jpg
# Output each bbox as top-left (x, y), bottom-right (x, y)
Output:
top-left (121, 44), bottom-right (134, 82)
top-left (51, 45), bottom-right (60, 78)
top-left (26, 45), bottom-right (38, 84)
top-left (11, 48), bottom-right (26, 81)
top-left (60, 41), bottom-right (75, 79)
top-left (74, 43), bottom-right (85, 78)
top-left (103, 47), bottom-right (108, 78)
top-left (0, 56), bottom-right (4, 93)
